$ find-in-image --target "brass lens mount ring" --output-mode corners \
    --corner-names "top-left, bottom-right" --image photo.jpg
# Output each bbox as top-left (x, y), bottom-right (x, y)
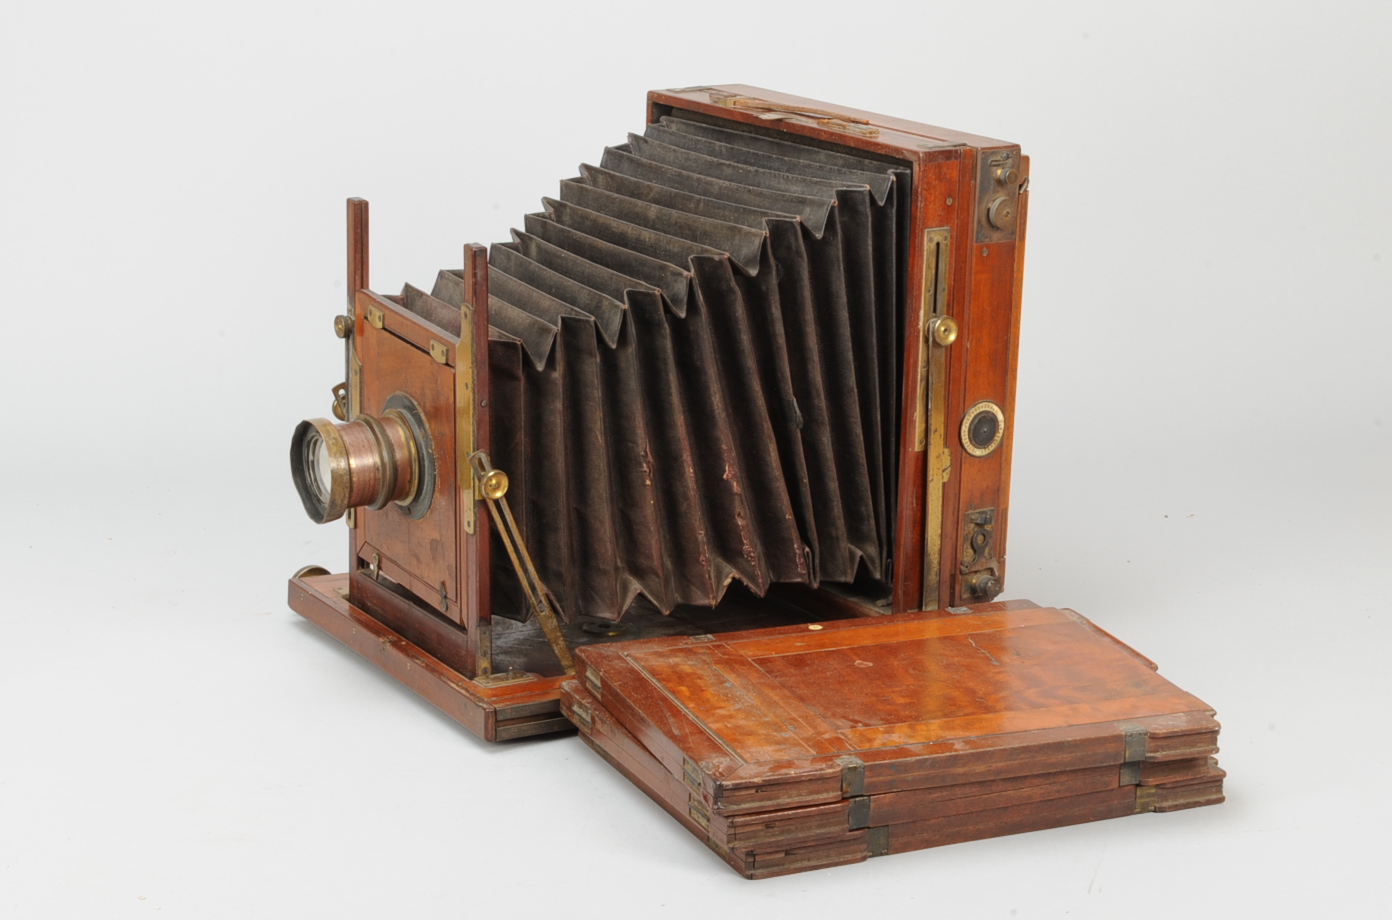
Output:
top-left (291, 418), bottom-right (354, 523)
top-left (290, 394), bottom-right (435, 525)
top-left (355, 413), bottom-right (399, 510)
top-left (960, 400), bottom-right (1006, 458)
top-left (383, 393), bottom-right (435, 521)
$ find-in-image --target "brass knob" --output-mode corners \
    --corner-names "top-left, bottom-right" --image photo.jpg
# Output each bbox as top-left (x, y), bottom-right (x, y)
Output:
top-left (986, 196), bottom-right (1017, 231)
top-left (481, 469), bottom-right (510, 500)
top-left (928, 316), bottom-right (959, 347)
top-left (994, 166), bottom-right (1020, 186)
top-left (333, 314), bottom-right (351, 339)
top-left (966, 572), bottom-right (1003, 600)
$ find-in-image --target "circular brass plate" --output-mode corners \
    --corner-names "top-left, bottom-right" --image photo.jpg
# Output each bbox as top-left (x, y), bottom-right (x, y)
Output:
top-left (384, 393), bottom-right (436, 521)
top-left (961, 400), bottom-right (1006, 457)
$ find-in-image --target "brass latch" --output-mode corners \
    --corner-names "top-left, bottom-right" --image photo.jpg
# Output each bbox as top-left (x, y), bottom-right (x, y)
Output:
top-left (331, 382), bottom-right (349, 421)
top-left (961, 508), bottom-right (1003, 601)
top-left (469, 450), bottom-right (575, 674)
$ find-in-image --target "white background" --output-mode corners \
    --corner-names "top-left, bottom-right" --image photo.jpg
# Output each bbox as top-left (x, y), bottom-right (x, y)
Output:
top-left (3, 1), bottom-right (1389, 916)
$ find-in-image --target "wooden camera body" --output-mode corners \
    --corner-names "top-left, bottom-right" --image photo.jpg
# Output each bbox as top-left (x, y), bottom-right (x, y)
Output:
top-left (289, 86), bottom-right (1028, 739)
top-left (288, 87), bottom-right (1221, 875)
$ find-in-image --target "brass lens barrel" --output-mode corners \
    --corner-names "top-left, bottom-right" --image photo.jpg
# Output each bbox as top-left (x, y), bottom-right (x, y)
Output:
top-left (291, 414), bottom-right (419, 524)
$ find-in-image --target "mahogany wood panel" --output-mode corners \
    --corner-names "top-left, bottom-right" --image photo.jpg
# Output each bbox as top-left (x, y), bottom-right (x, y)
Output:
top-left (347, 198), bottom-right (369, 571)
top-left (288, 573), bottom-right (569, 741)
top-left (357, 317), bottom-right (459, 618)
top-left (574, 602), bottom-right (1219, 813)
top-left (349, 569), bottom-right (472, 676)
top-left (892, 154), bottom-right (962, 611)
top-left (996, 166), bottom-right (1030, 561)
top-left (565, 680), bottom-right (1219, 848)
top-left (562, 679), bottom-right (1220, 879)
top-left (460, 243), bottom-right (491, 678)
top-left (357, 288), bottom-right (459, 366)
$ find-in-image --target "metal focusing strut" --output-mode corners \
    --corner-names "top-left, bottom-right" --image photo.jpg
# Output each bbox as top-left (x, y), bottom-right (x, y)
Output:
top-left (468, 450), bottom-right (576, 674)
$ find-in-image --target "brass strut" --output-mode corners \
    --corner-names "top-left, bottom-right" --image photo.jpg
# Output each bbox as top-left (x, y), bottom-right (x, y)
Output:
top-left (468, 450), bottom-right (576, 674)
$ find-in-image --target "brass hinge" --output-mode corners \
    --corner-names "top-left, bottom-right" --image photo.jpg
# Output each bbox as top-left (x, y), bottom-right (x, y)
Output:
top-left (429, 340), bottom-right (448, 364)
top-left (838, 756), bottom-right (866, 797)
top-left (847, 796), bottom-right (871, 829)
top-left (1121, 723), bottom-right (1149, 763)
top-left (688, 793), bottom-right (711, 831)
top-left (570, 702), bottom-right (592, 733)
top-left (366, 304), bottom-right (384, 329)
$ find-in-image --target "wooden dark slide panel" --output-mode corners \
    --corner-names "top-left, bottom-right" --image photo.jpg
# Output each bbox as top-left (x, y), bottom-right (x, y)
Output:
top-left (575, 602), bottom-right (1219, 813)
top-left (561, 681), bottom-right (1221, 878)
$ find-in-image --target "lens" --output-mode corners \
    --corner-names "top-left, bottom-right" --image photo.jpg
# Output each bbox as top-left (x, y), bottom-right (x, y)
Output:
top-left (303, 431), bottom-right (332, 503)
top-left (290, 405), bottom-right (432, 525)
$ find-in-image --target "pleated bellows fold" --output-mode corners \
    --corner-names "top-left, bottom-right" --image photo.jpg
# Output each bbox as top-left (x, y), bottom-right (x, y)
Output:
top-left (420, 114), bottom-right (907, 623)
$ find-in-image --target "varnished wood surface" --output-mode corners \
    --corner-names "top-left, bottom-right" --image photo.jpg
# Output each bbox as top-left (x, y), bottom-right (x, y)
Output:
top-left (562, 680), bottom-right (1222, 879)
top-left (288, 573), bottom-right (570, 741)
top-left (649, 86), bottom-right (1016, 158)
top-left (460, 243), bottom-right (491, 677)
top-left (575, 601), bottom-right (1219, 812)
top-left (563, 681), bottom-right (1217, 849)
top-left (357, 317), bottom-right (461, 618)
top-left (891, 155), bottom-right (961, 610)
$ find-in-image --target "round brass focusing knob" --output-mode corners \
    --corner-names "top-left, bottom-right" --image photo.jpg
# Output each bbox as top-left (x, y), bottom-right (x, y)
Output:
top-left (928, 316), bottom-right (959, 347)
top-left (994, 166), bottom-right (1020, 186)
top-left (986, 196), bottom-right (1017, 231)
top-left (480, 469), bottom-right (510, 500)
top-left (333, 314), bottom-right (351, 339)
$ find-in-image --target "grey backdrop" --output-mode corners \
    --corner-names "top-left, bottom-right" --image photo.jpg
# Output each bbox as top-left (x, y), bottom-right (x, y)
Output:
top-left (4, 1), bottom-right (1388, 916)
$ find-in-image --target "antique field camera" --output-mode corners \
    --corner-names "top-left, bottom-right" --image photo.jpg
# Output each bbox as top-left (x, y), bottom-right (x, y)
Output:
top-left (287, 88), bottom-right (1223, 877)
top-left (289, 86), bottom-right (1029, 739)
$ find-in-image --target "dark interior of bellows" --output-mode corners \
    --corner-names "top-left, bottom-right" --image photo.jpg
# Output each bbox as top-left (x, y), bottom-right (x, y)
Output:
top-left (400, 110), bottom-right (913, 650)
